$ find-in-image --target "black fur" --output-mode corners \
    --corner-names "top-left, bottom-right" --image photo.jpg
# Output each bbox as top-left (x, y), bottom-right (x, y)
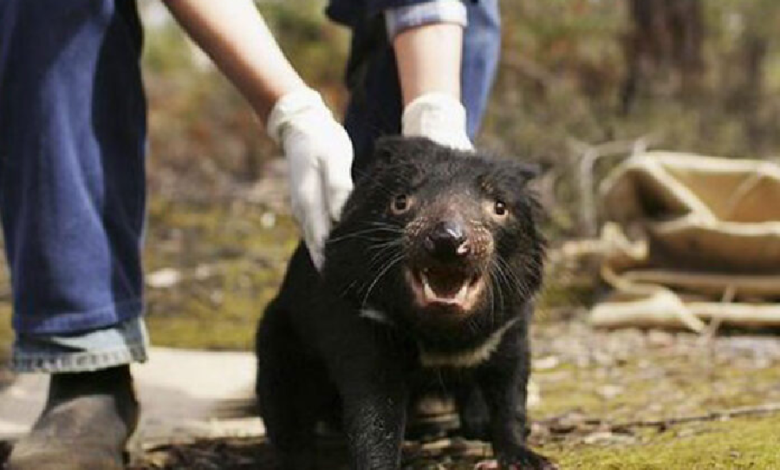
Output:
top-left (256, 137), bottom-right (555, 470)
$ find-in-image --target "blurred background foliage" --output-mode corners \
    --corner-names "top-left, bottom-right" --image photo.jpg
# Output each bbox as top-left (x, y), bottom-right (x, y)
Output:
top-left (142, 0), bottom-right (780, 234)
top-left (139, 0), bottom-right (780, 348)
top-left (139, 0), bottom-right (779, 349)
top-left (2, 0), bottom-right (780, 354)
top-left (142, 0), bottom-right (350, 198)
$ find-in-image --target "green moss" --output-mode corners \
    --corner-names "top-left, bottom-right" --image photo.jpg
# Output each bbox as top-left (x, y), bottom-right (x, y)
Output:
top-left (534, 351), bottom-right (780, 424)
top-left (143, 196), bottom-right (298, 350)
top-left (0, 196), bottom-right (297, 353)
top-left (553, 414), bottom-right (780, 469)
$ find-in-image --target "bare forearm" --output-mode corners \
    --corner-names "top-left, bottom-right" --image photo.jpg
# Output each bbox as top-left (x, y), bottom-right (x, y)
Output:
top-left (163, 0), bottom-right (306, 121)
top-left (392, 20), bottom-right (470, 149)
top-left (392, 23), bottom-right (463, 105)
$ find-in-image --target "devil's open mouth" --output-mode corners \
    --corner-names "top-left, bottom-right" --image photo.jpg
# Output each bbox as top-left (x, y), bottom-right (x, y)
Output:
top-left (405, 266), bottom-right (484, 312)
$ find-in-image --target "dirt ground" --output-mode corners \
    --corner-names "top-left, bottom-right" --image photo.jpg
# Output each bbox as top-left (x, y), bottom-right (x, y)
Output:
top-left (126, 318), bottom-right (780, 470)
top-left (2, 196), bottom-right (778, 469)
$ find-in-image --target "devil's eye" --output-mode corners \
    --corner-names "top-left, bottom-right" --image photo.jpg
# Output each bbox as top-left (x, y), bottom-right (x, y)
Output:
top-left (494, 200), bottom-right (508, 217)
top-left (391, 194), bottom-right (411, 214)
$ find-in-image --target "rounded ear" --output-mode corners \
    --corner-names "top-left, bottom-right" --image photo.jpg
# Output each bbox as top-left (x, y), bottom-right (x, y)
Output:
top-left (516, 161), bottom-right (541, 180)
top-left (504, 159), bottom-right (541, 186)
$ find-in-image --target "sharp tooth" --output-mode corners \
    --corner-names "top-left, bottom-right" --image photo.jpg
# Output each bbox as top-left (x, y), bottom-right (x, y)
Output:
top-left (423, 278), bottom-right (436, 300)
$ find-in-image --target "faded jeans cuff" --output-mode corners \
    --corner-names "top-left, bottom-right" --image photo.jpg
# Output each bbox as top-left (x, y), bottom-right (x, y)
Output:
top-left (11, 316), bottom-right (149, 373)
top-left (385, 0), bottom-right (468, 39)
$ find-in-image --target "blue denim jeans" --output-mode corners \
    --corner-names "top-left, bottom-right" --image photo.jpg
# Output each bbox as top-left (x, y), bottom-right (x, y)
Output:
top-left (1, 0), bottom-right (500, 373)
top-left (11, 317), bottom-right (148, 373)
top-left (1, 0), bottom-right (147, 372)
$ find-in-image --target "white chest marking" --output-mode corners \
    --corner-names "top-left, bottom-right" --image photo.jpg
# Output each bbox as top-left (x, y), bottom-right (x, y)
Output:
top-left (418, 319), bottom-right (519, 369)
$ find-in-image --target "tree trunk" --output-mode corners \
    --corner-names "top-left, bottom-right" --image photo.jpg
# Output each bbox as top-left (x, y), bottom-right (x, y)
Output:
top-left (620, 0), bottom-right (704, 113)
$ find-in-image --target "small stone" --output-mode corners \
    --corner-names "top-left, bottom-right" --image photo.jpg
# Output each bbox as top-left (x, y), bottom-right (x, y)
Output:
top-left (260, 212), bottom-right (276, 229)
top-left (597, 384), bottom-right (624, 399)
top-left (583, 431), bottom-right (635, 445)
top-left (647, 330), bottom-right (674, 347)
top-left (533, 356), bottom-right (560, 370)
top-left (147, 268), bottom-right (182, 289)
top-left (676, 428), bottom-right (698, 438)
top-left (527, 379), bottom-right (542, 409)
top-left (194, 264), bottom-right (214, 280)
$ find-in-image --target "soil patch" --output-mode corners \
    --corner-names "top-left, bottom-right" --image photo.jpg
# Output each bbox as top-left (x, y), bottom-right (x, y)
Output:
top-left (124, 320), bottom-right (780, 469)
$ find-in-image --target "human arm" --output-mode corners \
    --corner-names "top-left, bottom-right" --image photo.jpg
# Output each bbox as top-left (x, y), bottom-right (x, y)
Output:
top-left (394, 22), bottom-right (463, 106)
top-left (163, 0), bottom-right (304, 120)
top-left (163, 0), bottom-right (353, 269)
top-left (388, 2), bottom-right (472, 150)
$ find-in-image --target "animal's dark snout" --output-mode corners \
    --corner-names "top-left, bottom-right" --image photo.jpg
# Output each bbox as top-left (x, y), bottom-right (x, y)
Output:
top-left (424, 221), bottom-right (470, 262)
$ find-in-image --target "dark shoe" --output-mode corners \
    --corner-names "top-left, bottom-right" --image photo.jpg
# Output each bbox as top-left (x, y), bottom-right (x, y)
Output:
top-left (6, 365), bottom-right (139, 470)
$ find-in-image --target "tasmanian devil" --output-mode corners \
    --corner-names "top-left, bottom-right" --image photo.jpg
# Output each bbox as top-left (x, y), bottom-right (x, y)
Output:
top-left (256, 137), bottom-right (555, 470)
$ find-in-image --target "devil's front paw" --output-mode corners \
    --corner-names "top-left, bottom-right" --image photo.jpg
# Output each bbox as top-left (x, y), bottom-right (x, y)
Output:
top-left (496, 445), bottom-right (557, 470)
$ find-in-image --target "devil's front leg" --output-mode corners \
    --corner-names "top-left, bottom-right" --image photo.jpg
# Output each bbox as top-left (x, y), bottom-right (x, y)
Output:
top-left (454, 381), bottom-right (491, 440)
top-left (341, 378), bottom-right (408, 469)
top-left (327, 332), bottom-right (410, 470)
top-left (478, 332), bottom-right (556, 470)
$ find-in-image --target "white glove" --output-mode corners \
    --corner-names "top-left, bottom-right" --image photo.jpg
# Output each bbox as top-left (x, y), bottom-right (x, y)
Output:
top-left (401, 92), bottom-right (473, 150)
top-left (267, 88), bottom-right (354, 270)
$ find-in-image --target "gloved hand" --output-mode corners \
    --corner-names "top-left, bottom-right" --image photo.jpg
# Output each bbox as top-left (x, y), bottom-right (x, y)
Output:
top-left (401, 92), bottom-right (473, 151)
top-left (267, 88), bottom-right (354, 270)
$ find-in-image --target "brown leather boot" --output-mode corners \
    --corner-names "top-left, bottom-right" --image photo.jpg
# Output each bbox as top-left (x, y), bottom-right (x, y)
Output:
top-left (6, 365), bottom-right (139, 470)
